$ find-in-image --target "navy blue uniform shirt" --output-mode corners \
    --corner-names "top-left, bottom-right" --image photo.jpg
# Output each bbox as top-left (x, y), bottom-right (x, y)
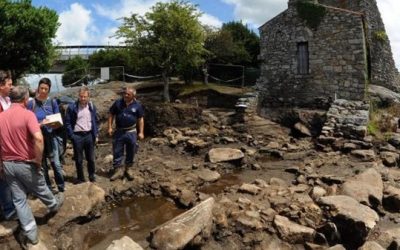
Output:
top-left (109, 98), bottom-right (144, 129)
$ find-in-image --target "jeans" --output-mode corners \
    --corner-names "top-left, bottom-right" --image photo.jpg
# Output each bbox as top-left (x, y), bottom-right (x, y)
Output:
top-left (3, 161), bottom-right (58, 242)
top-left (71, 132), bottom-right (96, 182)
top-left (0, 178), bottom-right (15, 219)
top-left (43, 136), bottom-right (65, 192)
top-left (112, 130), bottom-right (138, 167)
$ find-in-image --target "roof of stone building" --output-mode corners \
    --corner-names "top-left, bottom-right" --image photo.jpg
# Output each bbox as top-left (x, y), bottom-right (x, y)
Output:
top-left (259, 2), bottom-right (363, 30)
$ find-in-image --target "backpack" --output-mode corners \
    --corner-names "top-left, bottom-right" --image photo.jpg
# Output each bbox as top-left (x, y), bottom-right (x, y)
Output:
top-left (27, 98), bottom-right (68, 158)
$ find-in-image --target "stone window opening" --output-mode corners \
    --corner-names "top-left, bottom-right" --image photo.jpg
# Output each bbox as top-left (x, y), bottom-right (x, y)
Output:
top-left (297, 42), bottom-right (309, 74)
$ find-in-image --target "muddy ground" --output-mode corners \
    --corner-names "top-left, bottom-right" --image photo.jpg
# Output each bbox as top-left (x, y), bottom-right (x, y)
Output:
top-left (1, 82), bottom-right (400, 249)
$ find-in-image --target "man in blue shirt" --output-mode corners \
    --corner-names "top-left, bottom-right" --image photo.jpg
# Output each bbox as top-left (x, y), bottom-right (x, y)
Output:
top-left (108, 87), bottom-right (144, 181)
top-left (65, 86), bottom-right (99, 183)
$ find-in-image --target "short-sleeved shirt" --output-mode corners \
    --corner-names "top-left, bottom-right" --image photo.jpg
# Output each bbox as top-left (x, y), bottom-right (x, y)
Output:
top-left (27, 97), bottom-right (60, 133)
top-left (0, 104), bottom-right (41, 161)
top-left (109, 99), bottom-right (144, 129)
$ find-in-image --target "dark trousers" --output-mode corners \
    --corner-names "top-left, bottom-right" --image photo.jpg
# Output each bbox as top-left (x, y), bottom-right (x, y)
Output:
top-left (72, 132), bottom-right (95, 182)
top-left (112, 130), bottom-right (138, 167)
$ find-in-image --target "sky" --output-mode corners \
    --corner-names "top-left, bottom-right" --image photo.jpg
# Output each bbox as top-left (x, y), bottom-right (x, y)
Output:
top-left (31, 0), bottom-right (400, 69)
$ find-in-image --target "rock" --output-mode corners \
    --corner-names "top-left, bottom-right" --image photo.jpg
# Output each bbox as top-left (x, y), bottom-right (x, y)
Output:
top-left (239, 184), bottom-right (261, 195)
top-left (179, 189), bottom-right (196, 207)
top-left (294, 122), bottom-right (312, 137)
top-left (368, 84), bottom-right (400, 106)
top-left (269, 177), bottom-right (287, 187)
top-left (106, 236), bottom-right (143, 250)
top-left (186, 138), bottom-right (209, 151)
top-left (350, 150), bottom-right (376, 161)
top-left (236, 213), bottom-right (263, 231)
top-left (266, 141), bottom-right (280, 149)
top-left (196, 169), bottom-right (221, 182)
top-left (273, 215), bottom-right (315, 243)
top-left (328, 245), bottom-right (346, 250)
top-left (150, 137), bottom-right (169, 146)
top-left (376, 227), bottom-right (400, 249)
top-left (103, 154), bottom-right (114, 164)
top-left (383, 186), bottom-right (400, 212)
top-left (318, 195), bottom-right (379, 247)
top-left (41, 182), bottom-right (106, 230)
top-left (0, 220), bottom-right (18, 238)
top-left (380, 151), bottom-right (399, 167)
top-left (28, 239), bottom-right (49, 250)
top-left (388, 134), bottom-right (400, 149)
top-left (150, 197), bottom-right (214, 250)
top-left (358, 241), bottom-right (384, 250)
top-left (208, 148), bottom-right (244, 163)
top-left (311, 186), bottom-right (327, 200)
top-left (341, 168), bottom-right (383, 208)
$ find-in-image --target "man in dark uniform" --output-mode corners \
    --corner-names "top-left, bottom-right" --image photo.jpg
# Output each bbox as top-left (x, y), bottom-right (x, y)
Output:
top-left (108, 87), bottom-right (144, 181)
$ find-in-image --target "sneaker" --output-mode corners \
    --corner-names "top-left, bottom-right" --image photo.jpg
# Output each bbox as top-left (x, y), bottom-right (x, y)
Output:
top-left (18, 231), bottom-right (38, 250)
top-left (49, 192), bottom-right (64, 214)
top-left (110, 167), bottom-right (124, 181)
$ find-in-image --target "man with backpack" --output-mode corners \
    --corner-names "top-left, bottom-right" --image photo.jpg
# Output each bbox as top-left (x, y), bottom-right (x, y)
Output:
top-left (65, 86), bottom-right (99, 183)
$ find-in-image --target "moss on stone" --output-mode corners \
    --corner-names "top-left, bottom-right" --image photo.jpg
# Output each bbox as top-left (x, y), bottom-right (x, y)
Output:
top-left (296, 0), bottom-right (327, 30)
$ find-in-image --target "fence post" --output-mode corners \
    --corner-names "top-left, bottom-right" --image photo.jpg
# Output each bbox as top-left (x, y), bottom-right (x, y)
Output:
top-left (241, 66), bottom-right (245, 88)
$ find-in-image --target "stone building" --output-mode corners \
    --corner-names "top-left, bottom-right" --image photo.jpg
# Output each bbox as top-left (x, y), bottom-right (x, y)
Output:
top-left (257, 0), bottom-right (399, 114)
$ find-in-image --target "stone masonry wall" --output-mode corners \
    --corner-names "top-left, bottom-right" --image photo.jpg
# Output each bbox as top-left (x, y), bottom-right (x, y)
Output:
top-left (257, 3), bottom-right (367, 111)
top-left (319, 0), bottom-right (400, 90)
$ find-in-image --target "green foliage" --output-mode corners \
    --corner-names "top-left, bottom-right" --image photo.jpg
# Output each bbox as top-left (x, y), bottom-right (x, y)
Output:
top-left (116, 0), bottom-right (207, 102)
top-left (373, 30), bottom-right (388, 42)
top-left (204, 21), bottom-right (260, 67)
top-left (0, 0), bottom-right (59, 79)
top-left (296, 0), bottom-right (326, 30)
top-left (62, 56), bottom-right (89, 86)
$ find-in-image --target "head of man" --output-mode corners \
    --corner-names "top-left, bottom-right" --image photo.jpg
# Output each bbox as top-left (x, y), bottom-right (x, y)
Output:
top-left (9, 86), bottom-right (29, 105)
top-left (37, 77), bottom-right (51, 99)
top-left (78, 86), bottom-right (90, 106)
top-left (122, 87), bottom-right (136, 104)
top-left (0, 70), bottom-right (13, 97)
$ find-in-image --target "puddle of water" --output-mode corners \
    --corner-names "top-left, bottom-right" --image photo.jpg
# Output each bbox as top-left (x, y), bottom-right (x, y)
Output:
top-left (199, 172), bottom-right (244, 194)
top-left (86, 197), bottom-right (185, 249)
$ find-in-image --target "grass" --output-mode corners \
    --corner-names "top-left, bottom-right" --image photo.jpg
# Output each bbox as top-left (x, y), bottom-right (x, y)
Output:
top-left (177, 81), bottom-right (250, 97)
top-left (368, 103), bottom-right (400, 140)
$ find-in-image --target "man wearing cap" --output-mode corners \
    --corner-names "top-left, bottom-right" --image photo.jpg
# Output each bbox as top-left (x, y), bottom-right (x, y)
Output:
top-left (0, 86), bottom-right (63, 247)
top-left (108, 86), bottom-right (144, 181)
top-left (0, 69), bottom-right (16, 221)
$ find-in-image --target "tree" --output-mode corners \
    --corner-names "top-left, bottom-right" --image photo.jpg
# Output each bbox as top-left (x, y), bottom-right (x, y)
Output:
top-left (62, 56), bottom-right (89, 87)
top-left (116, 0), bottom-right (207, 102)
top-left (0, 0), bottom-right (59, 80)
top-left (221, 21), bottom-right (260, 67)
top-left (205, 21), bottom-right (260, 67)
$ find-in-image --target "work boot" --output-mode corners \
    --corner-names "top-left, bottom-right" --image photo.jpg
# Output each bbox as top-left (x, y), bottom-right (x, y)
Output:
top-left (110, 167), bottom-right (124, 181)
top-left (125, 166), bottom-right (135, 181)
top-left (49, 192), bottom-right (64, 215)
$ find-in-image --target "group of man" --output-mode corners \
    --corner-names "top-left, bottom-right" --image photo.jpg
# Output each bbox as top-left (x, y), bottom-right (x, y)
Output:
top-left (0, 69), bottom-right (144, 248)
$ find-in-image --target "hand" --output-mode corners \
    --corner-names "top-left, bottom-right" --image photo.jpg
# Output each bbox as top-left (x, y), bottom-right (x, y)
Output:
top-left (95, 137), bottom-right (99, 144)
top-left (108, 127), bottom-right (113, 137)
top-left (138, 132), bottom-right (144, 140)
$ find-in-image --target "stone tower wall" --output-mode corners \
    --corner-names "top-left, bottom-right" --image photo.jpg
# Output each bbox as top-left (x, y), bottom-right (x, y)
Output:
top-left (257, 4), bottom-right (367, 111)
top-left (319, 0), bottom-right (399, 90)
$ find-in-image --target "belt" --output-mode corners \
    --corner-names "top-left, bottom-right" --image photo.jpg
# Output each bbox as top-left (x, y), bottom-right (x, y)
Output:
top-left (4, 160), bottom-right (32, 164)
top-left (74, 131), bottom-right (91, 136)
top-left (117, 125), bottom-right (136, 132)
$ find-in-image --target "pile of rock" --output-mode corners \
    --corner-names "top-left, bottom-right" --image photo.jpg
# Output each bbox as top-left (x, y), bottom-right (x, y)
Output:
top-left (319, 99), bottom-right (369, 142)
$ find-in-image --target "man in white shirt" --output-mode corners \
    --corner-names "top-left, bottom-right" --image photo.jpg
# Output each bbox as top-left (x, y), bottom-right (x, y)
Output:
top-left (0, 70), bottom-right (12, 112)
top-left (0, 69), bottom-right (16, 221)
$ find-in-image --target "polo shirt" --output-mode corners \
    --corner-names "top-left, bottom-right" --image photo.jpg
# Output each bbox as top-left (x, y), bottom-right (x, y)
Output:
top-left (109, 99), bottom-right (144, 129)
top-left (0, 104), bottom-right (41, 161)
